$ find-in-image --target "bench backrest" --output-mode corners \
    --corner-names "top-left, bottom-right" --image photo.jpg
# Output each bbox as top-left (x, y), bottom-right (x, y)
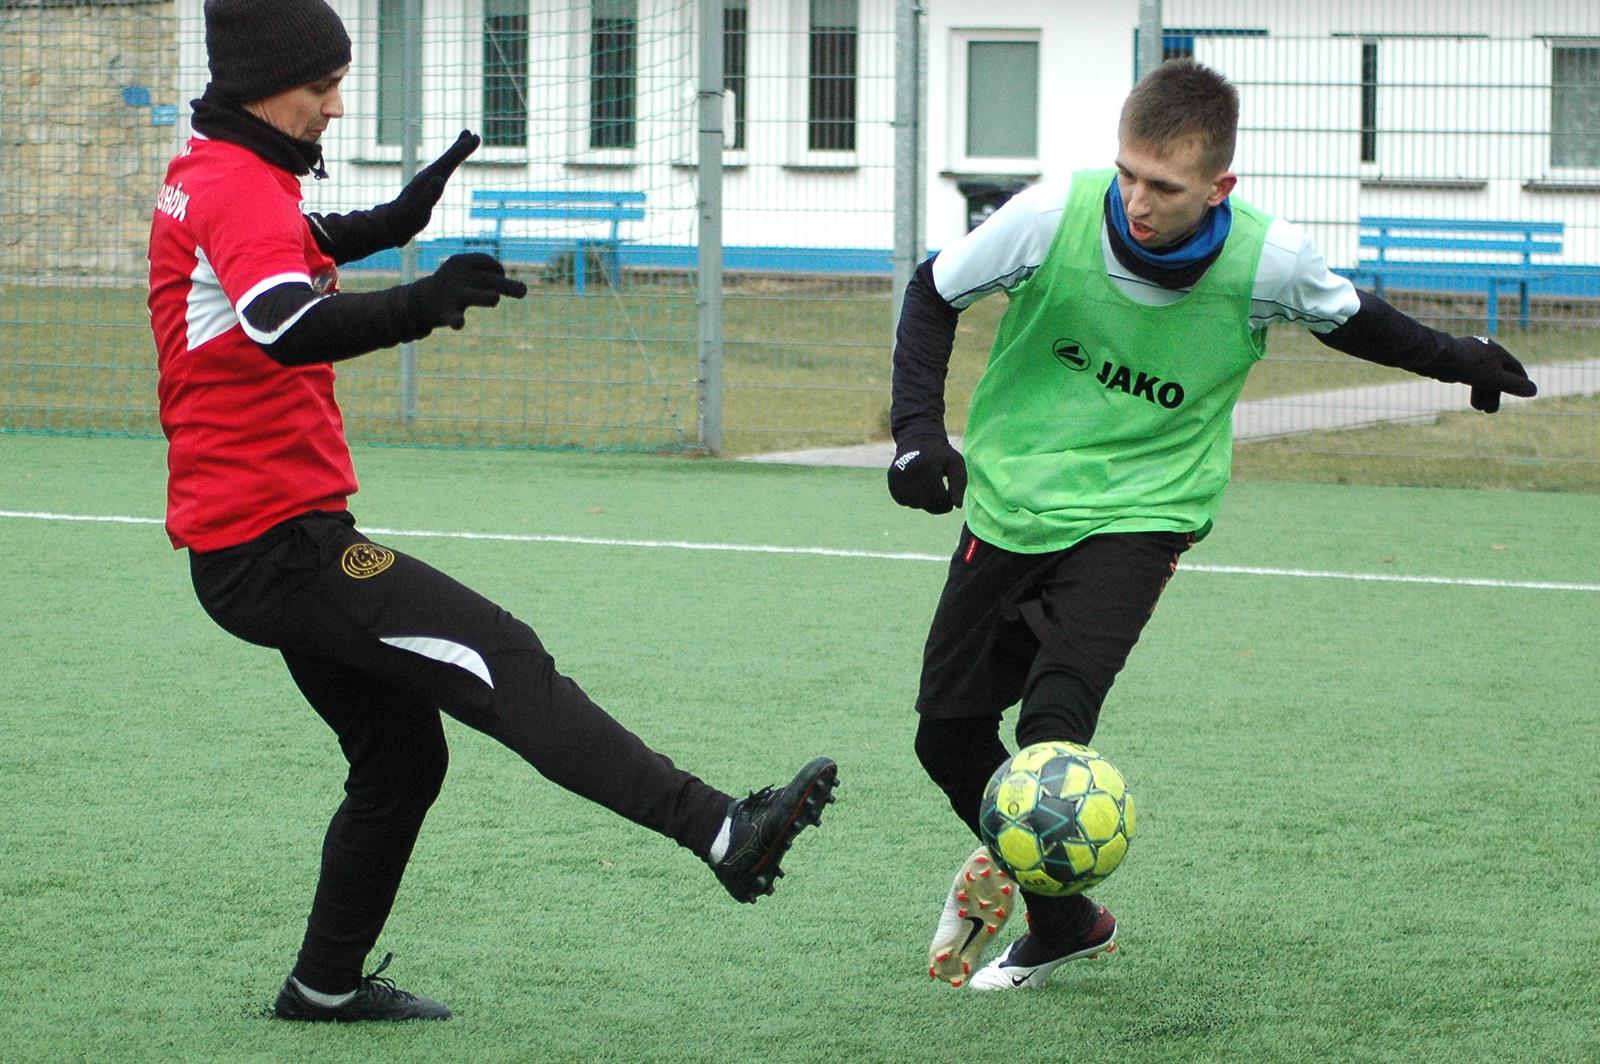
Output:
top-left (1359, 217), bottom-right (1563, 263)
top-left (470, 189), bottom-right (647, 228)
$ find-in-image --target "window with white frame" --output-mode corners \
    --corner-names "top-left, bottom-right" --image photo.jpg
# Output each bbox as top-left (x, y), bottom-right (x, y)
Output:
top-left (375, 0), bottom-right (405, 146)
top-left (808, 0), bottom-right (856, 152)
top-left (950, 29), bottom-right (1039, 172)
top-left (591, 0), bottom-right (638, 150)
top-left (1551, 44), bottom-right (1600, 168)
top-left (484, 0), bottom-right (529, 148)
top-left (967, 39), bottom-right (1038, 159)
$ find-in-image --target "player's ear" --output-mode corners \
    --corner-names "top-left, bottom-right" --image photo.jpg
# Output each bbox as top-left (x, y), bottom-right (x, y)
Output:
top-left (1208, 171), bottom-right (1237, 206)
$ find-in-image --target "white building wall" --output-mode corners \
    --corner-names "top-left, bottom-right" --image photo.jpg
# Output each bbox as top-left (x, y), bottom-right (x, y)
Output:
top-left (920, 1), bottom-right (1140, 249)
top-left (717, 0), bottom-right (898, 251)
top-left (1162, 0), bottom-right (1593, 39)
top-left (169, 0), bottom-right (1600, 271)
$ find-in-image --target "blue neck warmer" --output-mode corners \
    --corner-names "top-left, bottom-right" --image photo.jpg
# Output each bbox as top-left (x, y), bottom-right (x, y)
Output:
top-left (1105, 174), bottom-right (1231, 268)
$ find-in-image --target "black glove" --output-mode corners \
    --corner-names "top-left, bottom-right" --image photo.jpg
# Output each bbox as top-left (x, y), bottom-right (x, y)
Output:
top-left (406, 253), bottom-right (527, 333)
top-left (1443, 336), bottom-right (1538, 413)
top-left (887, 436), bottom-right (967, 514)
top-left (384, 130), bottom-right (480, 246)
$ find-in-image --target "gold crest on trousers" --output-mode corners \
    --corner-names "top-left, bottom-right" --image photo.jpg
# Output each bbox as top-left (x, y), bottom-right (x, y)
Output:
top-left (341, 542), bottom-right (395, 579)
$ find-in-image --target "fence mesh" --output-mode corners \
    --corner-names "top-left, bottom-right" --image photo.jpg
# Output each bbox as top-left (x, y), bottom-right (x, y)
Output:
top-left (2, 0), bottom-right (1597, 482)
top-left (1162, 0), bottom-right (1599, 487)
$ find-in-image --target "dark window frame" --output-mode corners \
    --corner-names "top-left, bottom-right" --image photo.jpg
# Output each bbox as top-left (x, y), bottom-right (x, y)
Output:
top-left (484, 1), bottom-right (529, 148)
top-left (724, 0), bottom-right (749, 151)
top-left (590, 0), bottom-right (638, 150)
top-left (1360, 40), bottom-right (1378, 164)
top-left (807, 0), bottom-right (857, 152)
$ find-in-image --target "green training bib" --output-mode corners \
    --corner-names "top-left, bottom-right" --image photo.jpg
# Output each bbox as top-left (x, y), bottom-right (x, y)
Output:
top-left (963, 169), bottom-right (1271, 553)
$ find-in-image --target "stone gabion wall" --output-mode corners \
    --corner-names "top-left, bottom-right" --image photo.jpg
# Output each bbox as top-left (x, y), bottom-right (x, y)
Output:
top-left (1, 1), bottom-right (179, 281)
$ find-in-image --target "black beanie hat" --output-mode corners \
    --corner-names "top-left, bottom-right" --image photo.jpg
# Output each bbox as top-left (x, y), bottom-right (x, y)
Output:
top-left (204, 0), bottom-right (352, 103)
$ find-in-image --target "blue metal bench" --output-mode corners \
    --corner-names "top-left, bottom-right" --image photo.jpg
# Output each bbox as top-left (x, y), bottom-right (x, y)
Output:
top-left (468, 189), bottom-right (646, 294)
top-left (1349, 217), bottom-right (1564, 334)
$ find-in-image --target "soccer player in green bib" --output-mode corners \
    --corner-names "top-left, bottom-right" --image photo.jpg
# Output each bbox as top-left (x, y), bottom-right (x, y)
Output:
top-left (889, 60), bottom-right (1537, 991)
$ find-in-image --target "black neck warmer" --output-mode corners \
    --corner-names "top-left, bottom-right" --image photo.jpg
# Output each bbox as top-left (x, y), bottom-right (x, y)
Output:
top-left (189, 84), bottom-right (329, 180)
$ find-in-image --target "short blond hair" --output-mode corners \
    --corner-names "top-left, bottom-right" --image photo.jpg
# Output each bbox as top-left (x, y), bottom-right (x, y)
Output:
top-left (1119, 59), bottom-right (1238, 174)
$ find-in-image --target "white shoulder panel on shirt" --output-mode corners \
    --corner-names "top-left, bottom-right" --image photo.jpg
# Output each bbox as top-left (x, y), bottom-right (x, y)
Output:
top-left (932, 178), bottom-right (1361, 336)
top-left (1096, 214), bottom-right (1360, 331)
top-left (1253, 216), bottom-right (1360, 333)
top-left (932, 178), bottom-right (1072, 309)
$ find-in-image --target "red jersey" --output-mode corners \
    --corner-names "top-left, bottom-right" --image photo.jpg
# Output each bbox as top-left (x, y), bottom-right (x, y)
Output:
top-left (148, 136), bottom-right (358, 551)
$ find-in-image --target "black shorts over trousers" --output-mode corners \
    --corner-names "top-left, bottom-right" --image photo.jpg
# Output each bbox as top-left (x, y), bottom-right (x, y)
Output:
top-left (912, 526), bottom-right (1189, 941)
top-left (190, 511), bottom-right (730, 994)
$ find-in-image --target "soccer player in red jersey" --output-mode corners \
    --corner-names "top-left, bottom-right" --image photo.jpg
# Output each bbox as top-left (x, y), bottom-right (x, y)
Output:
top-left (149, 0), bottom-right (836, 1022)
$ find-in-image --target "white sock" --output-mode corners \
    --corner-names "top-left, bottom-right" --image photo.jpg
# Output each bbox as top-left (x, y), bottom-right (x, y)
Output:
top-left (707, 814), bottom-right (733, 864)
top-left (290, 976), bottom-right (359, 1007)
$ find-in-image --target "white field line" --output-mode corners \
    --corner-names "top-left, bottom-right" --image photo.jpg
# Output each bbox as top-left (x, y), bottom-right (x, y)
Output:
top-left (3, 509), bottom-right (1597, 594)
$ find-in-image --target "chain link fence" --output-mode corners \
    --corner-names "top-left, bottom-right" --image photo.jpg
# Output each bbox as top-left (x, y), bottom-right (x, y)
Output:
top-left (2, 0), bottom-right (1597, 479)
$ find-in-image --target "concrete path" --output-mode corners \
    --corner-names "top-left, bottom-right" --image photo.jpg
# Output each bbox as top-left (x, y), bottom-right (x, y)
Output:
top-left (742, 358), bottom-right (1600, 468)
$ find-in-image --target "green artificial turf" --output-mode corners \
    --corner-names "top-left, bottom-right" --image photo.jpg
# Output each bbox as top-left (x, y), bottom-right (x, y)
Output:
top-left (2, 436), bottom-right (1596, 1063)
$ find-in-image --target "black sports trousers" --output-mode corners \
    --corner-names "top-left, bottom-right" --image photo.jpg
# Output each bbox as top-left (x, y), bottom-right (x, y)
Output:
top-left (189, 510), bottom-right (730, 993)
top-left (917, 526), bottom-right (1191, 730)
top-left (914, 526), bottom-right (1190, 842)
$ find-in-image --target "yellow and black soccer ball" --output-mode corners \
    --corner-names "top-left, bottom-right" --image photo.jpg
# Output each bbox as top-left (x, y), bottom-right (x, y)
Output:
top-left (978, 741), bottom-right (1136, 896)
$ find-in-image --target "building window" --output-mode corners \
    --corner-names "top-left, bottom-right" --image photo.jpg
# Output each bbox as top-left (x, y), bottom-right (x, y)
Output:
top-left (808, 0), bottom-right (856, 151)
top-left (376, 0), bottom-right (405, 146)
top-left (1148, 27), bottom-right (1268, 64)
top-left (484, 0), bottom-right (528, 148)
top-left (1551, 45), bottom-right (1600, 168)
top-left (724, 0), bottom-right (748, 151)
top-left (1360, 41), bottom-right (1378, 163)
top-left (966, 41), bottom-right (1038, 159)
top-left (591, 0), bottom-right (637, 150)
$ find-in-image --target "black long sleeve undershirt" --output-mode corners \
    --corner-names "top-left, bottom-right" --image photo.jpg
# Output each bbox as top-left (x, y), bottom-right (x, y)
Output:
top-left (242, 282), bottom-right (431, 367)
top-left (892, 258), bottom-right (1493, 443)
top-left (1313, 288), bottom-right (1469, 380)
top-left (305, 207), bottom-right (405, 266)
top-left (890, 257), bottom-right (961, 443)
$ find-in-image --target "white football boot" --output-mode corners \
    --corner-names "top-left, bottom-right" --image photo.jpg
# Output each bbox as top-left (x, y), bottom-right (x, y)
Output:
top-left (968, 903), bottom-right (1117, 990)
top-left (927, 846), bottom-right (1016, 987)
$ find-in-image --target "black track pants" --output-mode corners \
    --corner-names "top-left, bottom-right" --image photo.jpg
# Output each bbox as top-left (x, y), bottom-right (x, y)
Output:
top-left (190, 511), bottom-right (730, 992)
top-left (913, 527), bottom-right (1189, 938)
top-left (915, 526), bottom-right (1191, 730)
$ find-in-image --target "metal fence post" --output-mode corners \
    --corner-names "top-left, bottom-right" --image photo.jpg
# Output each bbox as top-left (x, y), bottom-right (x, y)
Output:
top-left (1137, 0), bottom-right (1163, 82)
top-left (891, 0), bottom-right (924, 335)
top-left (696, 0), bottom-right (725, 454)
top-left (397, 0), bottom-right (423, 422)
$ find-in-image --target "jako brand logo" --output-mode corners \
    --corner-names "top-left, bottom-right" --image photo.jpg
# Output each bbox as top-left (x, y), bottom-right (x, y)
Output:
top-left (1052, 338), bottom-right (1091, 371)
top-left (1096, 360), bottom-right (1186, 409)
